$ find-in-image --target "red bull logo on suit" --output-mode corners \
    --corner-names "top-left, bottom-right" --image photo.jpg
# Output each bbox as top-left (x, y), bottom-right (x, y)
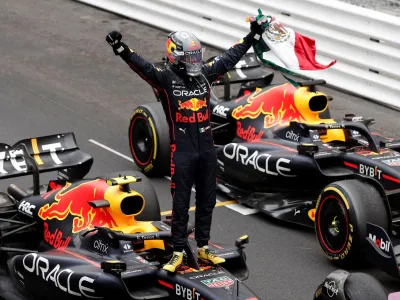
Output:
top-left (176, 98), bottom-right (208, 123)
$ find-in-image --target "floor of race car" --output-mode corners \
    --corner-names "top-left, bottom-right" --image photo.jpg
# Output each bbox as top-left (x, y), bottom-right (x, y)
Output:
top-left (1, 0), bottom-right (400, 299)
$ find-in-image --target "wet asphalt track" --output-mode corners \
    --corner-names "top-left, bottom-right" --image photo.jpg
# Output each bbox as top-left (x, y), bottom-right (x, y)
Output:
top-left (1, 0), bottom-right (400, 299)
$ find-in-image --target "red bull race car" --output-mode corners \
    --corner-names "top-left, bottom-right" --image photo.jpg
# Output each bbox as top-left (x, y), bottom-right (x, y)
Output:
top-left (0, 133), bottom-right (262, 300)
top-left (0, 133), bottom-right (394, 300)
top-left (128, 53), bottom-right (400, 279)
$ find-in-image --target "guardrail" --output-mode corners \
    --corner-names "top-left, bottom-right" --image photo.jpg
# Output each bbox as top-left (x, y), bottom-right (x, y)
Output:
top-left (77, 0), bottom-right (400, 109)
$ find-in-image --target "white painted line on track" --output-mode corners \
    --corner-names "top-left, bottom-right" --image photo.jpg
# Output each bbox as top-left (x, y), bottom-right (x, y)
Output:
top-left (89, 139), bottom-right (134, 162)
top-left (89, 139), bottom-right (258, 215)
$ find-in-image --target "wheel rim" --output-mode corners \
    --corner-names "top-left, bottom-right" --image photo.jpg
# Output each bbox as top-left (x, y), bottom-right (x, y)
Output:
top-left (317, 195), bottom-right (349, 254)
top-left (130, 116), bottom-right (154, 166)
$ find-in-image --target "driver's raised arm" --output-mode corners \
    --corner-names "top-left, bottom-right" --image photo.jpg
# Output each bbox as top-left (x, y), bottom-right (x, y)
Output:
top-left (106, 30), bottom-right (168, 90)
top-left (202, 21), bottom-right (264, 83)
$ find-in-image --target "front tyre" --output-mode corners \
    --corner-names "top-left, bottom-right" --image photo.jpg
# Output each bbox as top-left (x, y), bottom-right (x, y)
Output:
top-left (315, 179), bottom-right (389, 266)
top-left (129, 103), bottom-right (170, 177)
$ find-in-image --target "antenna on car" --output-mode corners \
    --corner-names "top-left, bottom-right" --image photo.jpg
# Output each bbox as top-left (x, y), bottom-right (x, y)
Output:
top-left (19, 143), bottom-right (40, 196)
top-left (297, 79), bottom-right (326, 93)
top-left (106, 175), bottom-right (142, 193)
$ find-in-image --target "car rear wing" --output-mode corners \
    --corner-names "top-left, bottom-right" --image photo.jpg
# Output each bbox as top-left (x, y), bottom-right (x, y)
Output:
top-left (0, 132), bottom-right (93, 181)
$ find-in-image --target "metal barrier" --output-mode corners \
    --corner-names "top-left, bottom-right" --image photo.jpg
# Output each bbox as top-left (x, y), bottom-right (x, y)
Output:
top-left (78, 0), bottom-right (400, 108)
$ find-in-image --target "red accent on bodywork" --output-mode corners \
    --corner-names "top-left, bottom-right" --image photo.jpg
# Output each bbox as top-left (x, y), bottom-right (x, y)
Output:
top-left (383, 174), bottom-right (400, 184)
top-left (158, 280), bottom-right (174, 289)
top-left (344, 161), bottom-right (358, 169)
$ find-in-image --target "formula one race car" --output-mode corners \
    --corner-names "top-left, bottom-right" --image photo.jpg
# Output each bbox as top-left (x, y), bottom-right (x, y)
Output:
top-left (0, 133), bottom-right (258, 300)
top-left (128, 53), bottom-right (400, 278)
top-left (0, 137), bottom-right (393, 300)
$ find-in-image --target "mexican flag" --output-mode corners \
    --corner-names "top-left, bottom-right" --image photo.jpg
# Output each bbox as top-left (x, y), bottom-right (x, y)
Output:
top-left (250, 11), bottom-right (336, 73)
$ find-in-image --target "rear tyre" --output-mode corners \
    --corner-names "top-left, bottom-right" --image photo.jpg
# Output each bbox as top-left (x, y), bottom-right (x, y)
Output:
top-left (315, 180), bottom-right (389, 267)
top-left (344, 272), bottom-right (388, 300)
top-left (104, 171), bottom-right (161, 221)
top-left (129, 102), bottom-right (170, 177)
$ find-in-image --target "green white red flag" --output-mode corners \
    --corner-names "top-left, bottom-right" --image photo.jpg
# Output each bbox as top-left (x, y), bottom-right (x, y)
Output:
top-left (249, 10), bottom-right (336, 73)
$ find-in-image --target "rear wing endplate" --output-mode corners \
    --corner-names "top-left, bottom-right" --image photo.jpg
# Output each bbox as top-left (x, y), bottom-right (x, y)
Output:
top-left (0, 132), bottom-right (93, 181)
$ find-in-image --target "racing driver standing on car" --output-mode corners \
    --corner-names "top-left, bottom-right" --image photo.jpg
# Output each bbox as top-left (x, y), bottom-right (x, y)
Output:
top-left (106, 18), bottom-right (265, 272)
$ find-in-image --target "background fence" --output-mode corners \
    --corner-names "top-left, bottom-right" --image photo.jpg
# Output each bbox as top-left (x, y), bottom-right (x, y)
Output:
top-left (338, 0), bottom-right (400, 17)
top-left (78, 0), bottom-right (400, 109)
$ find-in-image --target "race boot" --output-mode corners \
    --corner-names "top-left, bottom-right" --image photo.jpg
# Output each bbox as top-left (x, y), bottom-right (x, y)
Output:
top-left (163, 251), bottom-right (183, 272)
top-left (198, 246), bottom-right (226, 265)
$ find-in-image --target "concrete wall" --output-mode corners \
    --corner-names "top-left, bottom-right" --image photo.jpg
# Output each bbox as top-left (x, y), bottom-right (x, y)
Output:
top-left (338, 0), bottom-right (400, 16)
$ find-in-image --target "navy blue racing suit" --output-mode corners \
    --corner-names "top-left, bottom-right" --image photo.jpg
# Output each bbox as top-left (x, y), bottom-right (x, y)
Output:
top-left (118, 32), bottom-right (257, 251)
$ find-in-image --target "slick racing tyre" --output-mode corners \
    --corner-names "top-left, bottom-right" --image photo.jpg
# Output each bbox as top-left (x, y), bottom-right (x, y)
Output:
top-left (104, 171), bottom-right (161, 221)
top-left (314, 270), bottom-right (388, 300)
top-left (315, 179), bottom-right (389, 266)
top-left (129, 103), bottom-right (170, 177)
top-left (343, 273), bottom-right (387, 300)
